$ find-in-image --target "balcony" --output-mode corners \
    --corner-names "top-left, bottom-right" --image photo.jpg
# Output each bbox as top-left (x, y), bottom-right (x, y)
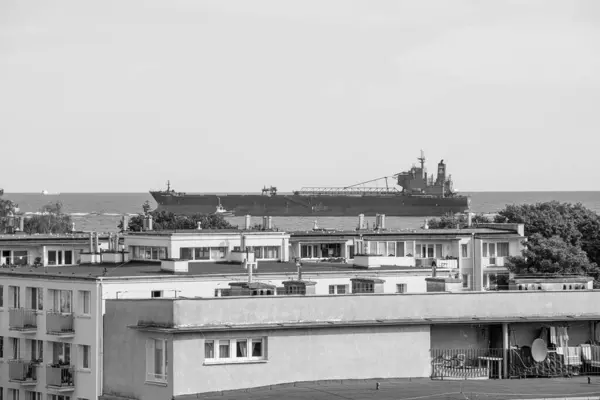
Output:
top-left (436, 259), bottom-right (458, 270)
top-left (431, 348), bottom-right (505, 380)
top-left (9, 308), bottom-right (38, 333)
top-left (483, 257), bottom-right (505, 268)
top-left (9, 360), bottom-right (38, 386)
top-left (46, 365), bottom-right (75, 391)
top-left (46, 312), bottom-right (75, 336)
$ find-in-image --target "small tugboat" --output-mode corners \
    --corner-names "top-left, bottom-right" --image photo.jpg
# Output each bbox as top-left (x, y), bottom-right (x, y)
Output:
top-left (214, 198), bottom-right (234, 217)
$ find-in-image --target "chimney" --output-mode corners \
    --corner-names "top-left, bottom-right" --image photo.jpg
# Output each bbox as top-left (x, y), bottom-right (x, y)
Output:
top-left (142, 217), bottom-right (148, 231)
top-left (108, 233), bottom-right (113, 251)
top-left (313, 220), bottom-right (319, 230)
top-left (267, 216), bottom-right (272, 230)
top-left (358, 214), bottom-right (365, 230)
top-left (94, 232), bottom-right (100, 253)
top-left (197, 221), bottom-right (202, 230)
top-left (19, 217), bottom-right (25, 232)
top-left (121, 215), bottom-right (129, 231)
top-left (296, 259), bottom-right (302, 280)
top-left (240, 233), bottom-right (246, 251)
top-left (114, 233), bottom-right (120, 252)
top-left (244, 215), bottom-right (251, 230)
top-left (262, 216), bottom-right (268, 230)
top-left (89, 232), bottom-right (94, 253)
top-left (379, 214), bottom-right (386, 229)
top-left (71, 222), bottom-right (76, 232)
top-left (423, 218), bottom-right (429, 230)
top-left (467, 213), bottom-right (473, 228)
top-left (147, 214), bottom-right (153, 231)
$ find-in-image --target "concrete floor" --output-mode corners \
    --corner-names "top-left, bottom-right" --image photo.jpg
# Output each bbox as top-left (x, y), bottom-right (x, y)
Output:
top-left (194, 377), bottom-right (600, 400)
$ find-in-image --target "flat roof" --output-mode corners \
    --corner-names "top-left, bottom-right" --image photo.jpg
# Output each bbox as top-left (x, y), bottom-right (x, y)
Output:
top-left (163, 376), bottom-right (600, 400)
top-left (290, 227), bottom-right (521, 236)
top-left (0, 260), bottom-right (433, 281)
top-left (0, 232), bottom-right (110, 241)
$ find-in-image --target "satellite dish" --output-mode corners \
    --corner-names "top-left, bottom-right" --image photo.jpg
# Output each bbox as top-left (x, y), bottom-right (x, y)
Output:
top-left (531, 338), bottom-right (548, 362)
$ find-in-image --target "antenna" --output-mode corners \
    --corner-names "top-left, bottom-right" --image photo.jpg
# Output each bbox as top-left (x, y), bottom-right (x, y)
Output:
top-left (418, 150), bottom-right (426, 179)
top-left (166, 180), bottom-right (171, 191)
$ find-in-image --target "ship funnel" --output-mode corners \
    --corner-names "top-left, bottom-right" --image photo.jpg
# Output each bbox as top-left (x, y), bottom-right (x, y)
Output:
top-left (245, 215), bottom-right (251, 230)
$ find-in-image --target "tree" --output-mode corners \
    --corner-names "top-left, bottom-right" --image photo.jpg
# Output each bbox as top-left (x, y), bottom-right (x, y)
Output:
top-left (427, 213), bottom-right (492, 229)
top-left (119, 203), bottom-right (237, 232)
top-left (23, 201), bottom-right (74, 234)
top-left (497, 201), bottom-right (600, 285)
top-left (505, 234), bottom-right (600, 278)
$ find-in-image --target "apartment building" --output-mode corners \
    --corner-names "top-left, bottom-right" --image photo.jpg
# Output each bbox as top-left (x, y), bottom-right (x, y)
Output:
top-left (100, 289), bottom-right (600, 399)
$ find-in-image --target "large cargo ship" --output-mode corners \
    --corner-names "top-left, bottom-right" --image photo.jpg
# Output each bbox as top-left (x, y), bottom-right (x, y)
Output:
top-left (150, 151), bottom-right (471, 217)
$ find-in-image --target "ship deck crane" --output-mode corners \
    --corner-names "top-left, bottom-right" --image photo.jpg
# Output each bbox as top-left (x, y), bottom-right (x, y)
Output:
top-left (343, 174), bottom-right (400, 190)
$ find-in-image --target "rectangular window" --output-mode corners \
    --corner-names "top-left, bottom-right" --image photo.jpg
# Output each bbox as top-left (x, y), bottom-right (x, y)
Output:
top-left (435, 244), bottom-right (443, 258)
top-left (47, 395), bottom-right (70, 400)
top-left (0, 336), bottom-right (4, 358)
top-left (387, 242), bottom-right (396, 256)
top-left (461, 244), bottom-right (468, 258)
top-left (204, 340), bottom-right (214, 359)
top-left (9, 286), bottom-right (20, 308)
top-left (328, 285), bottom-right (335, 294)
top-left (396, 242), bottom-right (405, 257)
top-left (0, 285), bottom-right (4, 307)
top-left (78, 345), bottom-right (90, 369)
top-left (497, 242), bottom-right (509, 257)
top-left (462, 274), bottom-right (471, 289)
top-left (151, 291), bottom-right (162, 298)
top-left (49, 290), bottom-right (72, 313)
top-left (236, 340), bottom-right (247, 357)
top-left (48, 251), bottom-right (57, 265)
top-left (218, 340), bottom-right (230, 359)
top-left (396, 284), bottom-right (407, 293)
top-left (64, 251), bottom-right (73, 265)
top-left (180, 248), bottom-right (193, 260)
top-left (369, 241), bottom-right (377, 255)
top-left (11, 338), bottom-right (20, 360)
top-left (79, 291), bottom-right (91, 315)
top-left (337, 285), bottom-right (347, 294)
top-left (251, 339), bottom-right (263, 358)
top-left (194, 247), bottom-right (210, 260)
top-left (25, 392), bottom-right (42, 400)
top-left (30, 339), bottom-right (43, 362)
top-left (26, 287), bottom-right (43, 311)
top-left (427, 245), bottom-right (434, 258)
top-left (7, 389), bottom-right (18, 400)
top-left (12, 251), bottom-right (28, 266)
top-left (52, 342), bottom-right (71, 364)
top-left (145, 338), bottom-right (167, 383)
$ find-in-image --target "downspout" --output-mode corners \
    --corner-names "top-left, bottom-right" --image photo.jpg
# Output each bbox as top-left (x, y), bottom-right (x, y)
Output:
top-left (472, 233), bottom-right (476, 291)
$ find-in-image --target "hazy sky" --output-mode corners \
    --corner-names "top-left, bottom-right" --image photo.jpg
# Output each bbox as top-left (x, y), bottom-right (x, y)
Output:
top-left (1, 0), bottom-right (600, 193)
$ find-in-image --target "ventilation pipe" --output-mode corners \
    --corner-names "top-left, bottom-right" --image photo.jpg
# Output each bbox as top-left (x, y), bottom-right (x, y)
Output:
top-left (94, 232), bottom-right (100, 253)
top-left (88, 232), bottom-right (94, 253)
top-left (147, 214), bottom-right (153, 231)
top-left (262, 216), bottom-right (268, 230)
top-left (121, 215), bottom-right (129, 232)
top-left (423, 218), bottom-right (429, 230)
top-left (267, 216), bottom-right (273, 230)
top-left (108, 233), bottom-right (113, 251)
top-left (358, 214), bottom-right (365, 230)
top-left (244, 215), bottom-right (251, 230)
top-left (19, 217), bottom-right (25, 232)
top-left (467, 212), bottom-right (473, 228)
top-left (313, 220), bottom-right (319, 230)
top-left (71, 222), bottom-right (76, 233)
top-left (379, 214), bottom-right (386, 230)
top-left (197, 221), bottom-right (202, 230)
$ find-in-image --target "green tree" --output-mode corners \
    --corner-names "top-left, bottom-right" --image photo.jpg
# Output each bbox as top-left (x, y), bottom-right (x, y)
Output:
top-left (497, 201), bottom-right (600, 285)
top-left (23, 201), bottom-right (74, 234)
top-left (119, 204), bottom-right (237, 232)
top-left (427, 213), bottom-right (491, 229)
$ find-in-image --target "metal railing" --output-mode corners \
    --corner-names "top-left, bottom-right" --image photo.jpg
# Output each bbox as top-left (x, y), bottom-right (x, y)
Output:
top-left (9, 308), bottom-right (37, 330)
top-left (46, 365), bottom-right (75, 388)
top-left (46, 311), bottom-right (74, 334)
top-left (431, 348), bottom-right (505, 380)
top-left (9, 360), bottom-right (37, 382)
top-left (432, 346), bottom-right (600, 380)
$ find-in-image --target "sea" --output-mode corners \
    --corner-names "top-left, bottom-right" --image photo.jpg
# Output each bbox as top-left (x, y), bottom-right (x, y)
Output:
top-left (3, 192), bottom-right (600, 233)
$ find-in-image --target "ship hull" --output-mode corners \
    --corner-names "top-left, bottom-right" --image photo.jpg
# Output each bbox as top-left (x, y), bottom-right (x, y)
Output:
top-left (150, 192), bottom-right (470, 217)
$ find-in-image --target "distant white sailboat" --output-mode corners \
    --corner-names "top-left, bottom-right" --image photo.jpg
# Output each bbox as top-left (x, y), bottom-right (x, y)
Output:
top-left (42, 190), bottom-right (48, 195)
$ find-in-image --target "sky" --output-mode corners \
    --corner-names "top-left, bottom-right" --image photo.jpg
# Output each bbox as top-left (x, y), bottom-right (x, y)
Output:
top-left (1, 0), bottom-right (600, 193)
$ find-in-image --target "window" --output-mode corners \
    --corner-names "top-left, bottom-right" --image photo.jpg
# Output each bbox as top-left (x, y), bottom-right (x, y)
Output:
top-left (7, 389), bottom-right (18, 400)
top-left (29, 339), bottom-right (43, 362)
top-left (11, 338), bottom-right (20, 360)
top-left (396, 242), bottom-right (405, 257)
top-left (151, 291), bottom-right (162, 298)
top-left (26, 287), bottom-right (43, 311)
top-left (47, 395), bottom-right (70, 400)
top-left (25, 392), bottom-right (42, 400)
top-left (285, 285), bottom-right (305, 295)
top-left (47, 250), bottom-right (69, 265)
top-left (49, 290), bottom-right (72, 313)
top-left (461, 244), bottom-right (468, 258)
top-left (0, 336), bottom-right (3, 358)
top-left (328, 285), bottom-right (348, 295)
top-left (12, 251), bottom-right (28, 266)
top-left (145, 338), bottom-right (167, 383)
top-left (8, 286), bottom-right (20, 308)
top-left (396, 284), bottom-right (407, 293)
top-left (462, 274), bottom-right (471, 289)
top-left (205, 337), bottom-right (265, 363)
top-left (352, 281), bottom-right (375, 293)
top-left (205, 340), bottom-right (214, 359)
top-left (415, 243), bottom-right (443, 259)
top-left (131, 246), bottom-right (167, 261)
top-left (497, 242), bottom-right (509, 257)
top-left (52, 342), bottom-right (71, 364)
top-left (78, 345), bottom-right (90, 370)
top-left (300, 245), bottom-right (317, 258)
top-left (64, 251), bottom-right (73, 265)
top-left (0, 285), bottom-right (3, 307)
top-left (79, 291), bottom-right (90, 315)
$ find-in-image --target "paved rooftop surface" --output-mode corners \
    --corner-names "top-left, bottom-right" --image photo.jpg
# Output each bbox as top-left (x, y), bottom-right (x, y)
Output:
top-left (0, 260), bottom-right (430, 280)
top-left (192, 377), bottom-right (600, 400)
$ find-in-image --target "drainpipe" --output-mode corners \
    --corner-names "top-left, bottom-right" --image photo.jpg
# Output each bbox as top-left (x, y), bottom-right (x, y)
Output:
top-left (502, 323), bottom-right (509, 378)
top-left (471, 233), bottom-right (476, 291)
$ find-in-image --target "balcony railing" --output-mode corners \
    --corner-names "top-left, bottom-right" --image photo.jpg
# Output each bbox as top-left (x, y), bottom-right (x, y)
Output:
top-left (436, 259), bottom-right (458, 269)
top-left (9, 308), bottom-right (38, 331)
top-left (9, 360), bottom-right (37, 384)
top-left (482, 256), bottom-right (505, 267)
top-left (431, 348), bottom-right (505, 380)
top-left (46, 365), bottom-right (75, 389)
top-left (46, 311), bottom-right (74, 335)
